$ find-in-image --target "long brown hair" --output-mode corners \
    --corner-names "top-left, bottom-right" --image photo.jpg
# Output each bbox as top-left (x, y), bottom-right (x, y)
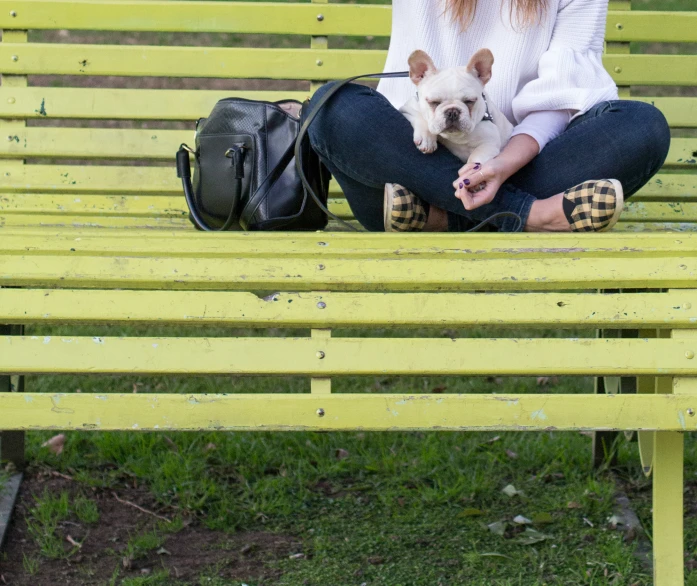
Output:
top-left (445, 0), bottom-right (547, 29)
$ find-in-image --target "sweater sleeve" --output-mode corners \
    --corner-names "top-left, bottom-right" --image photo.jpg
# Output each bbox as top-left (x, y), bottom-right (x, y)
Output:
top-left (510, 110), bottom-right (573, 152)
top-left (510, 0), bottom-right (618, 144)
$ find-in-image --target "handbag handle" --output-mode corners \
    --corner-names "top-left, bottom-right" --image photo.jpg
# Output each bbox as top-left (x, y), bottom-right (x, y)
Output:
top-left (176, 144), bottom-right (243, 232)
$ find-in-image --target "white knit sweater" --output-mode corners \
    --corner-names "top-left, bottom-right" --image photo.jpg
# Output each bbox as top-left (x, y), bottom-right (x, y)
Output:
top-left (377, 0), bottom-right (619, 151)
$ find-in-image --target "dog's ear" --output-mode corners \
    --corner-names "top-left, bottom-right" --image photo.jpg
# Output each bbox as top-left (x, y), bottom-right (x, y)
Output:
top-left (466, 48), bottom-right (494, 85)
top-left (408, 50), bottom-right (437, 86)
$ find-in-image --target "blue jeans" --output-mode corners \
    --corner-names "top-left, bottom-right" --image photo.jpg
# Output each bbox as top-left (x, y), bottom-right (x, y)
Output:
top-left (307, 83), bottom-right (671, 232)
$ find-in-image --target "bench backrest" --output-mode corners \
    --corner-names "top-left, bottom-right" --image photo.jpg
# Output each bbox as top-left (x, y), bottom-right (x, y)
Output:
top-left (0, 0), bottom-right (695, 231)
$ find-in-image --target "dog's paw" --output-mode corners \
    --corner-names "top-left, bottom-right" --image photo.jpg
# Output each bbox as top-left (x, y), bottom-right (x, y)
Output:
top-left (414, 133), bottom-right (438, 154)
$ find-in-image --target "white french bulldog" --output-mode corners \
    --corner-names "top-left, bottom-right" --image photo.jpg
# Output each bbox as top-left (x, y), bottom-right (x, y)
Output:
top-left (400, 48), bottom-right (513, 164)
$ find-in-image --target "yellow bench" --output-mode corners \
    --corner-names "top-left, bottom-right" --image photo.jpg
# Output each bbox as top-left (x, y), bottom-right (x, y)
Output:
top-left (0, 1), bottom-right (696, 582)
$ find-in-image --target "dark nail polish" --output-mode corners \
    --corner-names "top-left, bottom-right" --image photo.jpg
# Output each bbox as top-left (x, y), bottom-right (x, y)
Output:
top-left (464, 179), bottom-right (470, 186)
top-left (474, 163), bottom-right (481, 169)
top-left (459, 182), bottom-right (463, 189)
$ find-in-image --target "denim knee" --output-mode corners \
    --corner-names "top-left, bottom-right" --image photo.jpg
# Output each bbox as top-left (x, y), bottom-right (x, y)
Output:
top-left (622, 101), bottom-right (671, 176)
top-left (306, 82), bottom-right (374, 155)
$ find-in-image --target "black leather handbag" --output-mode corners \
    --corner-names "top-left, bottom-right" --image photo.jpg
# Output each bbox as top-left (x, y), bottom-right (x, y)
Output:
top-left (176, 98), bottom-right (330, 231)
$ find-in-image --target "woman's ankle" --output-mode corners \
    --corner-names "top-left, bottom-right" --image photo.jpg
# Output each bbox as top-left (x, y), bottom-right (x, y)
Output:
top-left (424, 205), bottom-right (448, 231)
top-left (524, 194), bottom-right (571, 232)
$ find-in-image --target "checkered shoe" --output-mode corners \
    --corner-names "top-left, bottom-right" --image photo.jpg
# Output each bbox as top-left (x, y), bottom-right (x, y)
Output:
top-left (562, 179), bottom-right (624, 232)
top-left (384, 183), bottom-right (428, 232)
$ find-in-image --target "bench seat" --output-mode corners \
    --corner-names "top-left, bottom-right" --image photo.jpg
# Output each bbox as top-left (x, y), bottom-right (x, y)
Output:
top-left (1, 0), bottom-right (696, 582)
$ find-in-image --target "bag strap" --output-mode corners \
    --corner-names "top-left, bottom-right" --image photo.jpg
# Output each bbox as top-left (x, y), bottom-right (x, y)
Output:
top-left (295, 71), bottom-right (410, 231)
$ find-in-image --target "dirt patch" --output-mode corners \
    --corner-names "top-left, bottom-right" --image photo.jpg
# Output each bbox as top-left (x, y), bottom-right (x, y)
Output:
top-left (1, 468), bottom-right (302, 585)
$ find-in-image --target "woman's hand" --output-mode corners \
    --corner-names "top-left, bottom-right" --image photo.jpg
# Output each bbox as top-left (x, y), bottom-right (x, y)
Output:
top-left (452, 133), bottom-right (541, 211)
top-left (453, 159), bottom-right (507, 210)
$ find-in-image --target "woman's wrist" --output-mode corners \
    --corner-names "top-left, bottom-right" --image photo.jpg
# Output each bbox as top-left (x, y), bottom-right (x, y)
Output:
top-left (490, 134), bottom-right (540, 181)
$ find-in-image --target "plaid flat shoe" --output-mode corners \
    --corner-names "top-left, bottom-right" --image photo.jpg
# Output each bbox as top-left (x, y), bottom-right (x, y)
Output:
top-left (562, 179), bottom-right (624, 232)
top-left (384, 183), bottom-right (428, 232)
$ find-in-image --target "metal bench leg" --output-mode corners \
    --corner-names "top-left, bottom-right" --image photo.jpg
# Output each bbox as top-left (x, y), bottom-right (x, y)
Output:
top-left (652, 430), bottom-right (684, 585)
top-left (0, 325), bottom-right (25, 471)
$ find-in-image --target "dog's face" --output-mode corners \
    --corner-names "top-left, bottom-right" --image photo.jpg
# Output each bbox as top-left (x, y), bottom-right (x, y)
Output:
top-left (408, 49), bottom-right (494, 141)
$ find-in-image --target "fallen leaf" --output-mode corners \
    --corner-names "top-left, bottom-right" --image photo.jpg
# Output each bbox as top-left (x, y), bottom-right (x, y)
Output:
top-left (458, 508), bottom-right (484, 517)
top-left (203, 443), bottom-right (216, 453)
top-left (156, 547), bottom-right (171, 556)
top-left (335, 448), bottom-right (350, 460)
top-left (532, 512), bottom-right (554, 525)
top-left (607, 514), bottom-right (624, 528)
top-left (488, 521), bottom-right (507, 536)
top-left (502, 484), bottom-right (524, 498)
top-left (42, 434), bottom-right (65, 455)
top-left (515, 528), bottom-right (551, 545)
top-left (567, 501), bottom-right (582, 509)
top-left (367, 556), bottom-right (385, 565)
top-left (505, 449), bottom-right (518, 460)
top-left (289, 553), bottom-right (305, 560)
top-left (122, 556), bottom-right (133, 569)
top-left (513, 515), bottom-right (532, 525)
top-left (485, 436), bottom-right (501, 445)
top-left (536, 377), bottom-right (550, 386)
top-left (431, 385), bottom-right (447, 393)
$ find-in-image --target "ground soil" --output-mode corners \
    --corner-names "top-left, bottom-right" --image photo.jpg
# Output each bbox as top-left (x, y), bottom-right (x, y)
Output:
top-left (0, 468), bottom-right (302, 585)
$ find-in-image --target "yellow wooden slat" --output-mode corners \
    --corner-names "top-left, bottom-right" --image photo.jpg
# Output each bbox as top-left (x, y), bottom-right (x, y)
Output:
top-left (0, 87), bottom-right (310, 120)
top-left (0, 3), bottom-right (693, 43)
top-left (3, 335), bottom-right (697, 376)
top-left (0, 393), bottom-right (696, 432)
top-left (0, 127), bottom-right (187, 160)
top-left (0, 213), bottom-right (189, 229)
top-left (0, 89), bottom-right (692, 128)
top-left (633, 174), bottom-right (697, 201)
top-left (2, 230), bottom-right (697, 257)
top-left (0, 165), bottom-right (176, 194)
top-left (0, 44), bottom-right (695, 86)
top-left (604, 55), bottom-right (697, 87)
top-left (2, 289), bottom-right (697, 329)
top-left (3, 254), bottom-right (697, 291)
top-left (0, 127), bottom-right (693, 166)
top-left (605, 11), bottom-right (697, 43)
top-left (613, 223), bottom-right (697, 233)
top-left (0, 194), bottom-right (185, 216)
top-left (634, 98), bottom-right (697, 129)
top-left (0, 44), bottom-right (387, 80)
top-left (2, 197), bottom-right (697, 227)
top-left (623, 202), bottom-right (697, 222)
top-left (0, 1), bottom-right (392, 36)
top-left (0, 166), bottom-right (694, 200)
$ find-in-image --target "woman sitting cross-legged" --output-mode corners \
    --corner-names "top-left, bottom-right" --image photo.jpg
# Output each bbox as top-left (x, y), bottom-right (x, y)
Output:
top-left (307, 0), bottom-right (671, 233)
